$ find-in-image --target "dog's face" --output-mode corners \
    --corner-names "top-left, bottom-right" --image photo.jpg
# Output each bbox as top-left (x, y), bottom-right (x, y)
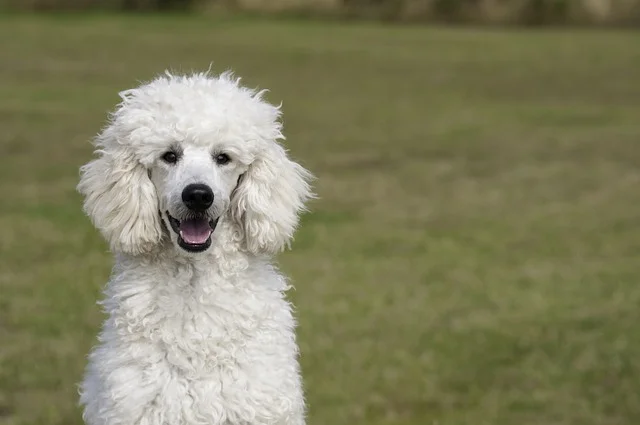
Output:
top-left (150, 143), bottom-right (247, 253)
top-left (78, 71), bottom-right (313, 257)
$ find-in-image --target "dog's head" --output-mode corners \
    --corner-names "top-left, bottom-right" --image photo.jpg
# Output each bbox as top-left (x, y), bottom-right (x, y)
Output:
top-left (78, 71), bottom-right (313, 256)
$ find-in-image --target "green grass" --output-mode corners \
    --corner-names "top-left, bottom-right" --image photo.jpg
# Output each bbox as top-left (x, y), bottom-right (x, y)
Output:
top-left (1, 15), bottom-right (640, 425)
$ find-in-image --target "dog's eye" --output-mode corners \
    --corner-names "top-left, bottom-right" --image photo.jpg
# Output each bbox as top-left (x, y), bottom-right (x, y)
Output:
top-left (215, 153), bottom-right (230, 165)
top-left (161, 151), bottom-right (178, 164)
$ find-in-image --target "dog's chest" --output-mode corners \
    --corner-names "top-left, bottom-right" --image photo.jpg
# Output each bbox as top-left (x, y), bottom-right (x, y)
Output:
top-left (110, 273), bottom-right (302, 424)
top-left (128, 275), bottom-right (285, 365)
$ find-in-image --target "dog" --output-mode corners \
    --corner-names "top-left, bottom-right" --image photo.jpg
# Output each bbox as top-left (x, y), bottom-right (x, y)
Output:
top-left (77, 70), bottom-right (314, 425)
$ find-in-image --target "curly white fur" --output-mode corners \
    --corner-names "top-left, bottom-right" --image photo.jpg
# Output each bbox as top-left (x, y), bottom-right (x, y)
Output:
top-left (77, 71), bottom-right (314, 425)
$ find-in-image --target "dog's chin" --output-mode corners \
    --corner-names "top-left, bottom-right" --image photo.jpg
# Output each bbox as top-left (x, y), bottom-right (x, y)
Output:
top-left (166, 212), bottom-right (219, 253)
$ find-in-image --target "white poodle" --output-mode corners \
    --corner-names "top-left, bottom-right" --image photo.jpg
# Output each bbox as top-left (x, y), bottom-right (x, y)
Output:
top-left (77, 71), bottom-right (314, 425)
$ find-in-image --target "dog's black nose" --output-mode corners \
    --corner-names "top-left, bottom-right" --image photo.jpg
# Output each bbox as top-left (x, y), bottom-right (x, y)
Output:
top-left (182, 184), bottom-right (214, 212)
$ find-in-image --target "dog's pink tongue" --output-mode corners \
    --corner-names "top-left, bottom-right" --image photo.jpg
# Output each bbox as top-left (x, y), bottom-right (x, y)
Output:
top-left (179, 218), bottom-right (212, 244)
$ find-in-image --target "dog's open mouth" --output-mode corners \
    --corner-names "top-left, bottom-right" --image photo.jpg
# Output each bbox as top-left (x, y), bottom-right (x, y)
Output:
top-left (167, 212), bottom-right (219, 253)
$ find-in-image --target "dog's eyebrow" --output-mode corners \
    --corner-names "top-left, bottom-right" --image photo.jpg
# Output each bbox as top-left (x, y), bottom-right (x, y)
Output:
top-left (167, 143), bottom-right (183, 155)
top-left (212, 144), bottom-right (245, 158)
top-left (210, 144), bottom-right (230, 153)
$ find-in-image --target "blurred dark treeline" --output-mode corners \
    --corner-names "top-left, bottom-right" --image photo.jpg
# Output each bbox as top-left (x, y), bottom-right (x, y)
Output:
top-left (2, 0), bottom-right (640, 25)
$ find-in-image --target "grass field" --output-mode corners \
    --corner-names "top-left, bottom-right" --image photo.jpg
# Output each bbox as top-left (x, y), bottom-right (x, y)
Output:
top-left (1, 15), bottom-right (640, 425)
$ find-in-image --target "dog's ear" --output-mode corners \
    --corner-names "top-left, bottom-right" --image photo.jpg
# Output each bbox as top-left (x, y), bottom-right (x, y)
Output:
top-left (77, 131), bottom-right (163, 255)
top-left (231, 141), bottom-right (314, 255)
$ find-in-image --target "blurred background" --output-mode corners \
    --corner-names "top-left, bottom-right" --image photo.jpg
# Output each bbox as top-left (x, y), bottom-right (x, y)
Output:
top-left (1, 1), bottom-right (640, 425)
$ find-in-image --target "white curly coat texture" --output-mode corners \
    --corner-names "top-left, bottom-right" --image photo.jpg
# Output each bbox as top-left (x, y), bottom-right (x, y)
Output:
top-left (77, 72), bottom-right (313, 425)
